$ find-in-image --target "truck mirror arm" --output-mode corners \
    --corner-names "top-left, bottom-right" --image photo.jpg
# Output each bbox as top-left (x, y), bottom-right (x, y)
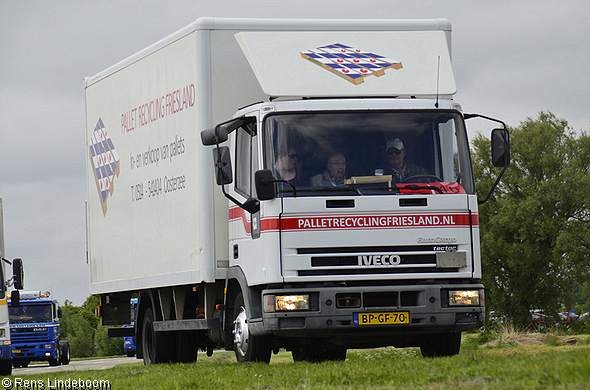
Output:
top-left (201, 116), bottom-right (256, 146)
top-left (477, 165), bottom-right (508, 205)
top-left (3, 257), bottom-right (24, 291)
top-left (465, 114), bottom-right (510, 205)
top-left (220, 184), bottom-right (260, 214)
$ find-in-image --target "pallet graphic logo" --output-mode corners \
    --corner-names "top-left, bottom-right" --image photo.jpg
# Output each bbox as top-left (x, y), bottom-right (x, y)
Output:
top-left (89, 118), bottom-right (120, 216)
top-left (301, 43), bottom-right (403, 85)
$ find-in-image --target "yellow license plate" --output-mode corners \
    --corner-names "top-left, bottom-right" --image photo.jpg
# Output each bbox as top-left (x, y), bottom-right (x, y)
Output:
top-left (354, 312), bottom-right (409, 325)
top-left (12, 350), bottom-right (21, 353)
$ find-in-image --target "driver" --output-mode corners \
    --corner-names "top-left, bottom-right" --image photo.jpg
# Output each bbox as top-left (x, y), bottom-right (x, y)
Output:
top-left (383, 138), bottom-right (426, 183)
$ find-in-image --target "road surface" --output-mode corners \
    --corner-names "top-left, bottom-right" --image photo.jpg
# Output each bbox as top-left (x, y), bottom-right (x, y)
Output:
top-left (12, 356), bottom-right (139, 375)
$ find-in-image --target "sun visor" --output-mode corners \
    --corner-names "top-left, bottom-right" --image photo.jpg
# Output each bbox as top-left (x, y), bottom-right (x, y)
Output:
top-left (235, 31), bottom-right (456, 98)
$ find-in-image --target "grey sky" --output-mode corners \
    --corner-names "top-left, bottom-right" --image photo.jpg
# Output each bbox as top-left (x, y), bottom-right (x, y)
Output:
top-left (1, 0), bottom-right (589, 305)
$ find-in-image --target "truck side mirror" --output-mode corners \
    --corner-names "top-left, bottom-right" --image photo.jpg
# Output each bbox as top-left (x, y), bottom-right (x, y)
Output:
top-left (491, 128), bottom-right (510, 168)
top-left (13, 258), bottom-right (24, 290)
top-left (57, 308), bottom-right (63, 319)
top-left (255, 170), bottom-right (277, 201)
top-left (213, 146), bottom-right (233, 185)
top-left (201, 125), bottom-right (228, 146)
top-left (10, 289), bottom-right (20, 308)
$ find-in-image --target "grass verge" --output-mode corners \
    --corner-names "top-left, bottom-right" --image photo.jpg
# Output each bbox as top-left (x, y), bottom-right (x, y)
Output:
top-left (7, 331), bottom-right (590, 390)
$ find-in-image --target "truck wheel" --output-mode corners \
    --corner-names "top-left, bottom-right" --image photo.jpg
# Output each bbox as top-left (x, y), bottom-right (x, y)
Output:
top-left (141, 307), bottom-right (173, 365)
top-left (0, 359), bottom-right (11, 375)
top-left (174, 332), bottom-right (199, 363)
top-left (420, 332), bottom-right (461, 357)
top-left (59, 341), bottom-right (70, 365)
top-left (232, 293), bottom-right (272, 363)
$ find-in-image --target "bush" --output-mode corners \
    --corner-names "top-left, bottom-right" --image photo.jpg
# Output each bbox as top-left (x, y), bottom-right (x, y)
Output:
top-left (95, 326), bottom-right (123, 357)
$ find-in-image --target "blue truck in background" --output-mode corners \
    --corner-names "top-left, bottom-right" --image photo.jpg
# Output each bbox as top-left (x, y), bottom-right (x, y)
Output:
top-left (123, 298), bottom-right (137, 357)
top-left (8, 291), bottom-right (69, 367)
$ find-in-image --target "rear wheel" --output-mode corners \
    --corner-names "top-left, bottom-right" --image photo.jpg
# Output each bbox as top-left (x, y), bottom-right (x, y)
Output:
top-left (141, 307), bottom-right (173, 365)
top-left (420, 332), bottom-right (461, 357)
top-left (172, 331), bottom-right (199, 363)
top-left (233, 293), bottom-right (272, 363)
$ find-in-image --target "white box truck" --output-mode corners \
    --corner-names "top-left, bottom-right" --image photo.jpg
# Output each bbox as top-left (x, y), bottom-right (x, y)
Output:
top-left (85, 17), bottom-right (509, 364)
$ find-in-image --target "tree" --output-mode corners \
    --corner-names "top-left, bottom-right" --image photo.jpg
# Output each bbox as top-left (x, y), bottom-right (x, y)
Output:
top-left (472, 111), bottom-right (590, 327)
top-left (60, 305), bottom-right (98, 358)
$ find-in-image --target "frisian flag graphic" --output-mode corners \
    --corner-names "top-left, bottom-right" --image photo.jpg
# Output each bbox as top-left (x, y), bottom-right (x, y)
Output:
top-left (89, 118), bottom-right (120, 216)
top-left (301, 43), bottom-right (403, 85)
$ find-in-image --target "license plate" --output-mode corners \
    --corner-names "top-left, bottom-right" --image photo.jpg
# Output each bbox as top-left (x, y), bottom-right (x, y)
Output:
top-left (354, 311), bottom-right (409, 325)
top-left (12, 350), bottom-right (21, 353)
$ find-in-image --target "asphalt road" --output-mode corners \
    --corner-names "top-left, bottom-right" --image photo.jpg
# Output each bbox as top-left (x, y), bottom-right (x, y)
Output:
top-left (11, 356), bottom-right (140, 375)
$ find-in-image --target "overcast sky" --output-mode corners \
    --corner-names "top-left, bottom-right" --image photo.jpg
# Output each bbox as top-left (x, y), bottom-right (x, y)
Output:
top-left (1, 0), bottom-right (589, 306)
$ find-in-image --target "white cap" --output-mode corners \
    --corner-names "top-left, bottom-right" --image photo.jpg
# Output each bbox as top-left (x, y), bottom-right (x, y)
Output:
top-left (386, 138), bottom-right (404, 150)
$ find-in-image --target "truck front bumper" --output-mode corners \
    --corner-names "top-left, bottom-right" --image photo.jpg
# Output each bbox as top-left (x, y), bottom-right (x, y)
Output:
top-left (0, 344), bottom-right (11, 359)
top-left (12, 343), bottom-right (58, 361)
top-left (252, 283), bottom-right (484, 348)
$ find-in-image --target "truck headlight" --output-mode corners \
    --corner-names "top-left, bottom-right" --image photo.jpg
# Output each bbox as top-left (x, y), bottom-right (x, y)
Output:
top-left (44, 344), bottom-right (55, 349)
top-left (264, 295), bottom-right (310, 312)
top-left (449, 290), bottom-right (482, 306)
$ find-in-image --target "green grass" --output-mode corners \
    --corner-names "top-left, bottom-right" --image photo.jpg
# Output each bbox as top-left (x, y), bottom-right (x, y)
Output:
top-left (7, 338), bottom-right (590, 389)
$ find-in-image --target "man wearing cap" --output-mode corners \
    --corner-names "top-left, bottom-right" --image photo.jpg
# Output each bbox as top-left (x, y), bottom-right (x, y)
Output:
top-left (385, 138), bottom-right (426, 182)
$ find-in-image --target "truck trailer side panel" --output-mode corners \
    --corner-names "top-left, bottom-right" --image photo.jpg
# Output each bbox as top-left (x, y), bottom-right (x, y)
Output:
top-left (85, 27), bottom-right (266, 295)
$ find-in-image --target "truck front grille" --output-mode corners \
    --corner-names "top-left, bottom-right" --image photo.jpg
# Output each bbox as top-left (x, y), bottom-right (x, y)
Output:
top-left (296, 245), bottom-right (461, 277)
top-left (11, 327), bottom-right (50, 342)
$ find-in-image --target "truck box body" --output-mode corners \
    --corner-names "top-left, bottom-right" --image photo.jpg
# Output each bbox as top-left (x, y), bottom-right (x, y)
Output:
top-left (85, 18), bottom-right (455, 295)
top-left (85, 18), bottom-right (504, 364)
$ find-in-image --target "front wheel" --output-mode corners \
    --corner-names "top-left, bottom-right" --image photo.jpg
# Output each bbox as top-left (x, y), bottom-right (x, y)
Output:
top-left (0, 359), bottom-right (11, 375)
top-left (59, 341), bottom-right (70, 365)
top-left (232, 293), bottom-right (272, 363)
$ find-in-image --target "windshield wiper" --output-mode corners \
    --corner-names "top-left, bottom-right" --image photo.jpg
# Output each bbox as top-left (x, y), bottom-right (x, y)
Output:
top-left (399, 184), bottom-right (444, 194)
top-left (280, 186), bottom-right (363, 196)
top-left (355, 186), bottom-right (401, 194)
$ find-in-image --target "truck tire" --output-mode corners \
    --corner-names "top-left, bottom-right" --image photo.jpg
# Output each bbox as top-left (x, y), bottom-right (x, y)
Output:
top-left (232, 293), bottom-right (272, 363)
top-left (141, 307), bottom-right (173, 365)
top-left (420, 332), bottom-right (461, 357)
top-left (0, 359), bottom-right (11, 376)
top-left (59, 341), bottom-right (70, 365)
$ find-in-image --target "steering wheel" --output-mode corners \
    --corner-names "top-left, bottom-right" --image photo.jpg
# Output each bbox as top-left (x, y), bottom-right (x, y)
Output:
top-left (401, 174), bottom-right (443, 183)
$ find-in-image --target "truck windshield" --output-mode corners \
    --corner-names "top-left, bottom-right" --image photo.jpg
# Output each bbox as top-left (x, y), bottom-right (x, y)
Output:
top-left (9, 304), bottom-right (53, 323)
top-left (263, 111), bottom-right (474, 196)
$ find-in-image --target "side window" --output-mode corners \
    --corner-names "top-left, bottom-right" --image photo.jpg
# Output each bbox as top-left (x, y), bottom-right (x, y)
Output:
top-left (235, 127), bottom-right (252, 197)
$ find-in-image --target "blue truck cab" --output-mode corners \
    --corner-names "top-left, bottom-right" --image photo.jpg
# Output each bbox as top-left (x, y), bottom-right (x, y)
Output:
top-left (8, 291), bottom-right (70, 368)
top-left (123, 298), bottom-right (138, 357)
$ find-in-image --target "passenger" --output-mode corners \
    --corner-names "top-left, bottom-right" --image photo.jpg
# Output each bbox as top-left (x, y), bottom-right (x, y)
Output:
top-left (310, 153), bottom-right (347, 187)
top-left (382, 138), bottom-right (426, 182)
top-left (273, 146), bottom-right (298, 181)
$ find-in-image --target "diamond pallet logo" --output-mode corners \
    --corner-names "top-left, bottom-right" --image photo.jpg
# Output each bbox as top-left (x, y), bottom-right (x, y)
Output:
top-left (89, 118), bottom-right (120, 215)
top-left (301, 43), bottom-right (403, 85)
